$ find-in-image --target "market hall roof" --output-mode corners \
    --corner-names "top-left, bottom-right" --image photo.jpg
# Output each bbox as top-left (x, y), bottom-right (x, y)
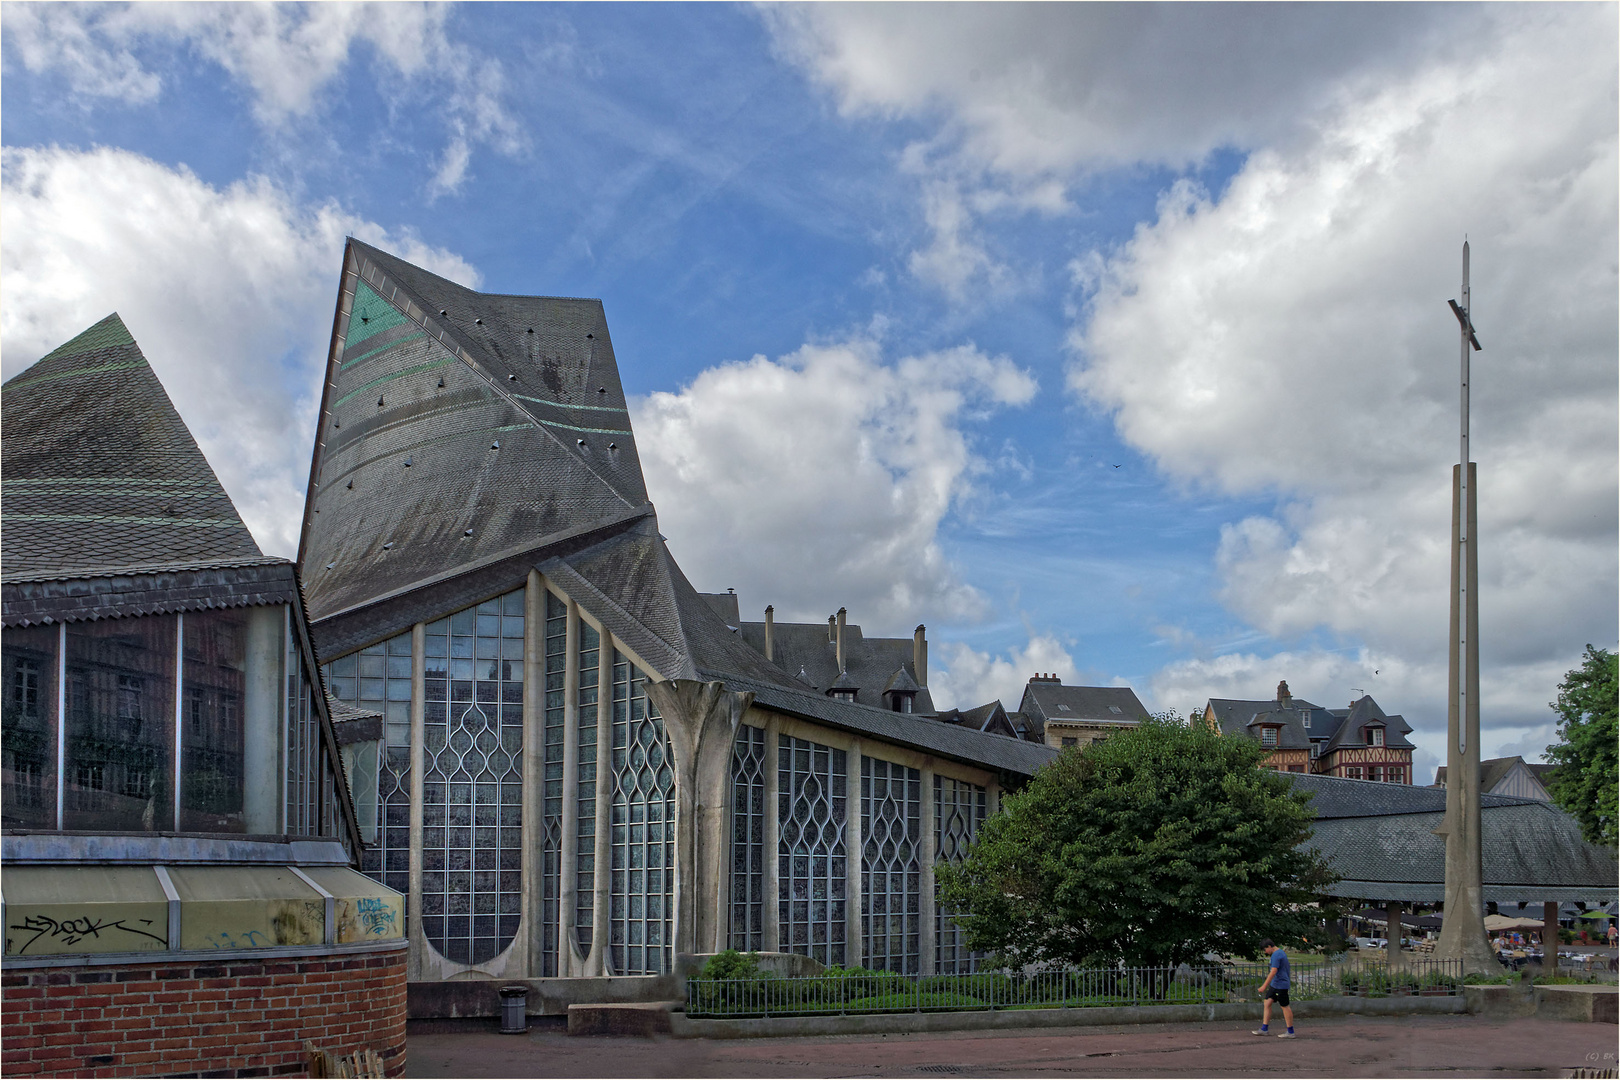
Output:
top-left (1288, 773), bottom-right (1617, 904)
top-left (1, 314), bottom-right (297, 626)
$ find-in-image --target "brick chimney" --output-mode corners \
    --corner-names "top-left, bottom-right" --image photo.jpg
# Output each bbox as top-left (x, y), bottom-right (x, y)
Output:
top-left (1277, 680), bottom-right (1292, 708)
top-left (764, 605), bottom-right (775, 662)
top-left (836, 608), bottom-right (847, 672)
top-left (913, 624), bottom-right (927, 686)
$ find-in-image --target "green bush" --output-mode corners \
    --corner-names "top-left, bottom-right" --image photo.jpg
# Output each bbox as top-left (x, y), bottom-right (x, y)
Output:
top-left (698, 949), bottom-right (764, 981)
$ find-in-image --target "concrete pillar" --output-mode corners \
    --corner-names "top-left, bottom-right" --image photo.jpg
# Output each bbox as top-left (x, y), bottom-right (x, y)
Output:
top-left (587, 633), bottom-right (614, 977)
top-left (521, 572), bottom-right (544, 978)
top-left (919, 766), bottom-right (936, 976)
top-left (559, 602), bottom-right (581, 973)
top-left (763, 714), bottom-right (781, 953)
top-left (1544, 901), bottom-right (1560, 968)
top-left (1434, 464), bottom-right (1500, 974)
top-left (846, 739), bottom-right (863, 968)
top-left (407, 621), bottom-right (426, 981)
top-left (242, 605), bottom-right (286, 834)
top-left (646, 678), bottom-right (755, 960)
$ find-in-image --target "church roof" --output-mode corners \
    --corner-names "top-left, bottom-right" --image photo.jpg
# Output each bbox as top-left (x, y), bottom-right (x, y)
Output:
top-left (2, 314), bottom-right (268, 582)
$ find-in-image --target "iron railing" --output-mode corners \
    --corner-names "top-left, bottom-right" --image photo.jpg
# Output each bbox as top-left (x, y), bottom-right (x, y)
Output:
top-left (686, 957), bottom-right (1463, 1018)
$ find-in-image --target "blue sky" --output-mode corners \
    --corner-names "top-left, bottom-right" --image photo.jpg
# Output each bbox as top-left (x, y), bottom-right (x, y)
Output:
top-left (3, 3), bottom-right (1615, 780)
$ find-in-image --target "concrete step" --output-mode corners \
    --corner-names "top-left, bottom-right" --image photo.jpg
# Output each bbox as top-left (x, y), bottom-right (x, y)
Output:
top-left (567, 1000), bottom-right (684, 1036)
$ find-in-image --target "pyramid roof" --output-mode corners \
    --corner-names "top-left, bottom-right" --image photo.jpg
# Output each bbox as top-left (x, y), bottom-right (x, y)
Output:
top-left (2, 313), bottom-right (267, 581)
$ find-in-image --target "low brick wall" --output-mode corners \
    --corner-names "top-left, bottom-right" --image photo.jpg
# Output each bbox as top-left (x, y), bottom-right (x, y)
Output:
top-left (1, 942), bottom-right (408, 1078)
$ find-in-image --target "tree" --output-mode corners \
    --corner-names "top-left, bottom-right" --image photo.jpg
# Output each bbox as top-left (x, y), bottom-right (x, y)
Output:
top-left (1545, 645), bottom-right (1618, 848)
top-left (936, 718), bottom-right (1338, 969)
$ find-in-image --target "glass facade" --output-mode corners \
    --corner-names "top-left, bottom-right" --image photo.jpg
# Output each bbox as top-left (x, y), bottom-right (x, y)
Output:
top-left (181, 607), bottom-right (283, 833)
top-left (325, 631), bottom-right (412, 893)
top-left (728, 724), bottom-right (767, 952)
top-left (421, 590), bottom-right (525, 966)
top-left (607, 651), bottom-right (674, 975)
top-left (861, 757), bottom-right (922, 974)
top-left (539, 592), bottom-right (566, 976)
top-left (933, 775), bottom-right (987, 973)
top-left (575, 621), bottom-right (600, 956)
top-left (2, 624), bottom-right (58, 828)
top-left (778, 735), bottom-right (848, 967)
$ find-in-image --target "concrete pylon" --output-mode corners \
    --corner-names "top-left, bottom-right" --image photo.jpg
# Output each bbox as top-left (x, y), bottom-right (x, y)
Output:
top-left (648, 678), bottom-right (755, 960)
top-left (1433, 463), bottom-right (1500, 974)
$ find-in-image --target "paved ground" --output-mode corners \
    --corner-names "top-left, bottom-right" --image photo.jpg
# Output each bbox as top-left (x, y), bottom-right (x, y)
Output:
top-left (407, 1014), bottom-right (1620, 1077)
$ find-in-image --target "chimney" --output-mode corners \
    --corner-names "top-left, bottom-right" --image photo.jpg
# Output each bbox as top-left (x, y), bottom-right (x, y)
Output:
top-left (914, 624), bottom-right (928, 686)
top-left (1277, 680), bottom-right (1292, 708)
top-left (828, 614), bottom-right (836, 643)
top-left (836, 607), bottom-right (847, 673)
top-left (764, 605), bottom-right (775, 662)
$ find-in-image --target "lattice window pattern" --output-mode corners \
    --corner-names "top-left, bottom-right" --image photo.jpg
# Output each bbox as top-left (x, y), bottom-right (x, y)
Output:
top-left (608, 652), bottom-right (674, 975)
top-left (574, 621), bottom-right (600, 956)
top-left (861, 757), bottom-right (921, 974)
top-left (420, 589), bottom-right (524, 967)
top-left (728, 724), bottom-right (767, 952)
top-left (539, 592), bottom-right (566, 976)
top-left (933, 775), bottom-right (987, 973)
top-left (778, 735), bottom-right (847, 967)
top-left (325, 630), bottom-right (412, 897)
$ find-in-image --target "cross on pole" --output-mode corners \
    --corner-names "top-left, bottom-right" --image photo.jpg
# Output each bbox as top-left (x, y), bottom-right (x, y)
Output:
top-left (1449, 243), bottom-right (1482, 754)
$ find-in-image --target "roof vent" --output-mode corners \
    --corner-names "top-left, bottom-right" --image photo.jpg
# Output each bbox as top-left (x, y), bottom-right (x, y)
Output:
top-left (438, 376), bottom-right (445, 388)
top-left (403, 457), bottom-right (412, 468)
top-left (464, 528), bottom-right (474, 536)
top-left (475, 318), bottom-right (483, 325)
top-left (325, 562), bottom-right (334, 570)
top-left (586, 333), bottom-right (594, 339)
top-left (597, 386), bottom-right (606, 393)
top-left (577, 438), bottom-right (586, 447)
top-left (508, 374), bottom-right (517, 380)
top-left (440, 309), bottom-right (447, 316)
top-left (382, 542), bottom-right (394, 550)
top-left (361, 315), bottom-right (369, 324)
top-left (377, 396), bottom-right (385, 406)
top-left (346, 480), bottom-right (353, 490)
top-left (491, 441), bottom-right (499, 450)
top-left (333, 419), bottom-right (340, 428)
top-left (527, 328), bottom-right (534, 334)
top-left (607, 442), bottom-right (617, 450)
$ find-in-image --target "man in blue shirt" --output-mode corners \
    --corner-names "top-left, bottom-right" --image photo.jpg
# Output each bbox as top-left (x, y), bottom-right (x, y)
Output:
top-left (1252, 938), bottom-right (1296, 1038)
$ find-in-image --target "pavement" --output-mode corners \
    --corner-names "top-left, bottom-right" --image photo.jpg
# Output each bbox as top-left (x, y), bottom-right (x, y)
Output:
top-left (407, 1014), bottom-right (1620, 1077)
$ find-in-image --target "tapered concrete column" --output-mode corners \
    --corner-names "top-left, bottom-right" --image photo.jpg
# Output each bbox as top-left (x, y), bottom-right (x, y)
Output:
top-left (919, 767), bottom-right (936, 976)
top-left (521, 572), bottom-right (544, 977)
top-left (587, 632), bottom-right (614, 977)
top-left (763, 714), bottom-right (781, 953)
top-left (846, 740), bottom-right (863, 967)
top-left (1434, 464), bottom-right (1499, 973)
top-left (408, 622), bottom-right (426, 980)
top-left (647, 678), bottom-right (755, 959)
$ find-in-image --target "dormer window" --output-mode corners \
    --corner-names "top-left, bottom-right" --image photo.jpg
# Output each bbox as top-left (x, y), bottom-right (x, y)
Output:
top-left (1301, 712), bottom-right (1311, 729)
top-left (1260, 726), bottom-right (1278, 748)
top-left (1108, 706), bottom-right (1122, 714)
top-left (891, 693), bottom-right (914, 714)
top-left (830, 688), bottom-right (858, 704)
top-left (1366, 726), bottom-right (1384, 747)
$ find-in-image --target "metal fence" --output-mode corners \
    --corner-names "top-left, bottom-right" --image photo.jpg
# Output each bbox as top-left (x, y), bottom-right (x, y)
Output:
top-left (686, 957), bottom-right (1463, 1018)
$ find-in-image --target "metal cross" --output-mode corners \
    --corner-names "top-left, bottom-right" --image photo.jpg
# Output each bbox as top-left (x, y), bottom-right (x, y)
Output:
top-left (1449, 242), bottom-right (1482, 754)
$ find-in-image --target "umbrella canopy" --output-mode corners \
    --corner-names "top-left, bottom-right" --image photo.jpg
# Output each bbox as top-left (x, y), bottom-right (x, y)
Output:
top-left (1483, 914), bottom-right (1547, 931)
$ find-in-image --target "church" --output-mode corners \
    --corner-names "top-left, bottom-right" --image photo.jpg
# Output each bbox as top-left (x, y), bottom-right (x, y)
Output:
top-left (299, 240), bottom-right (1058, 988)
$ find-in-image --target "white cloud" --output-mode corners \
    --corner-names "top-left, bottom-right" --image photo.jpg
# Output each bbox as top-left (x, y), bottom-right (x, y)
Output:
top-left (1068, 6), bottom-right (1617, 740)
top-left (1, 145), bottom-right (478, 556)
top-left (929, 633), bottom-right (1079, 713)
top-left (0, 1), bottom-right (521, 195)
top-left (632, 339), bottom-right (1035, 633)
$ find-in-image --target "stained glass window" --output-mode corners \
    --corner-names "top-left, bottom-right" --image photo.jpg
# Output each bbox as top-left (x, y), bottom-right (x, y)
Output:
top-left (933, 775), bottom-right (987, 973)
top-left (608, 652), bottom-right (674, 975)
top-left (728, 724), bottom-right (767, 952)
top-left (421, 589), bottom-right (524, 966)
top-left (778, 735), bottom-right (847, 967)
top-left (861, 757), bottom-right (920, 974)
top-left (325, 630), bottom-right (412, 895)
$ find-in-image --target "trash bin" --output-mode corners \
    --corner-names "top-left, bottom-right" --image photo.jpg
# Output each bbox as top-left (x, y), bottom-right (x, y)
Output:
top-left (499, 985), bottom-right (528, 1034)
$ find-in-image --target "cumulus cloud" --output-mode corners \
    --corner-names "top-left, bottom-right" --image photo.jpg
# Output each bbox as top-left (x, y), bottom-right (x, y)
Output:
top-left (1070, 6), bottom-right (1617, 746)
top-left (1, 145), bottom-right (478, 556)
top-left (929, 633), bottom-right (1079, 713)
top-left (632, 339), bottom-right (1035, 632)
top-left (0, 2), bottom-right (521, 195)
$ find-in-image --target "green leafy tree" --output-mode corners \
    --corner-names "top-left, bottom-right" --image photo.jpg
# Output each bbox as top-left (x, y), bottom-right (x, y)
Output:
top-left (936, 718), bottom-right (1338, 969)
top-left (1545, 645), bottom-right (1618, 847)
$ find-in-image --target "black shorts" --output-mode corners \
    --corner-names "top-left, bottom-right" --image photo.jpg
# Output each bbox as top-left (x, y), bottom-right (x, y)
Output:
top-left (1263, 986), bottom-right (1290, 1007)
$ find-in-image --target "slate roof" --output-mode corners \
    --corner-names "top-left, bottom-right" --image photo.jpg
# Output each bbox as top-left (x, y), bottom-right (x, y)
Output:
top-left (1019, 682), bottom-right (1148, 740)
top-left (735, 617), bottom-right (935, 714)
top-left (2, 314), bottom-right (266, 582)
top-left (1206, 693), bottom-right (1412, 753)
top-left (1322, 695), bottom-right (1414, 752)
top-left (1285, 773), bottom-right (1616, 903)
top-left (298, 240), bottom-right (648, 623)
top-left (1435, 757), bottom-right (1552, 798)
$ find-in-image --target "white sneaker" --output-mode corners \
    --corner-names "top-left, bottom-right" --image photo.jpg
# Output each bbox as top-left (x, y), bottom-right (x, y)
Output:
top-left (1277, 1031), bottom-right (1297, 1039)
top-left (1250, 1029), bottom-right (1269, 1036)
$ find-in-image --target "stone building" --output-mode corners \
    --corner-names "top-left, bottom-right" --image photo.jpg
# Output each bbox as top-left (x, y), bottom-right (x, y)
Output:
top-left (1202, 681), bottom-right (1415, 782)
top-left (1014, 676), bottom-right (1149, 748)
top-left (1, 316), bottom-right (406, 1077)
top-left (299, 240), bottom-right (1057, 995)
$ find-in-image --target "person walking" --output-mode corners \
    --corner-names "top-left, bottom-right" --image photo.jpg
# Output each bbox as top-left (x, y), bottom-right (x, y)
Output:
top-left (1252, 938), bottom-right (1296, 1038)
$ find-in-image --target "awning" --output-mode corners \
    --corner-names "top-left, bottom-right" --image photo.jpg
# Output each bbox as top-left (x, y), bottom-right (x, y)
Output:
top-left (2, 864), bottom-right (402, 958)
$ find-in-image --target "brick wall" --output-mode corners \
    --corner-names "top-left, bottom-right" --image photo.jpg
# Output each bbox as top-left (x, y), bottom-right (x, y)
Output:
top-left (2, 945), bottom-right (407, 1078)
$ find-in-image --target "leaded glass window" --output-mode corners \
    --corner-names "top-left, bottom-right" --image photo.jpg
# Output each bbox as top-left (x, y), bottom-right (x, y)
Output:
top-left (608, 651), bottom-right (674, 975)
top-left (421, 589), bottom-right (524, 966)
top-left (933, 775), bottom-right (987, 973)
top-left (539, 592), bottom-right (566, 976)
top-left (574, 621), bottom-right (600, 955)
top-left (861, 757), bottom-right (920, 974)
top-left (325, 631), bottom-right (412, 896)
top-left (728, 724), bottom-right (767, 952)
top-left (778, 735), bottom-right (847, 967)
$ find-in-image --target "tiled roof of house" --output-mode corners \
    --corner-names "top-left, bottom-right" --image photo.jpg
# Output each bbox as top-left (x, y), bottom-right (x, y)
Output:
top-left (735, 617), bottom-right (934, 714)
top-left (1022, 683), bottom-right (1150, 725)
top-left (2, 314), bottom-right (266, 582)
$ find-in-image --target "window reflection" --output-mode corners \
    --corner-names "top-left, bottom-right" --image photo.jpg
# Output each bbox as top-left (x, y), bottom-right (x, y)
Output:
top-left (64, 617), bottom-right (176, 831)
top-left (2, 625), bottom-right (59, 827)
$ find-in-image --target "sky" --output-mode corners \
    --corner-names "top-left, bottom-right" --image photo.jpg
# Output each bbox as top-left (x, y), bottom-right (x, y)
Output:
top-left (3, 2), bottom-right (1615, 783)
